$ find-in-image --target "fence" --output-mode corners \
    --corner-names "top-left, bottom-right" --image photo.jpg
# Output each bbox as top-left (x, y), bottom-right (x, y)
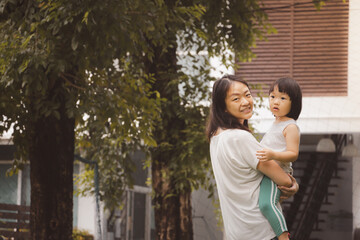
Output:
top-left (0, 203), bottom-right (30, 240)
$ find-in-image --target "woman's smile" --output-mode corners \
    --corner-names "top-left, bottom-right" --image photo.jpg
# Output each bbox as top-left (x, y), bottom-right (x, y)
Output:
top-left (240, 106), bottom-right (252, 113)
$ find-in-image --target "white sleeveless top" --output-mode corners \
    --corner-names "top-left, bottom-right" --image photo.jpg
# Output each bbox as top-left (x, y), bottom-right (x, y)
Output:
top-left (260, 119), bottom-right (299, 174)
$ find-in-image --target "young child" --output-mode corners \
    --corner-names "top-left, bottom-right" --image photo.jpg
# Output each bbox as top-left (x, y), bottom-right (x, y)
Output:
top-left (256, 77), bottom-right (302, 240)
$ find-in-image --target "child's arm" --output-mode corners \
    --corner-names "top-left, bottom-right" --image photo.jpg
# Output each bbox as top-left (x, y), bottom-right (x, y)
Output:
top-left (256, 124), bottom-right (300, 163)
top-left (257, 160), bottom-right (292, 187)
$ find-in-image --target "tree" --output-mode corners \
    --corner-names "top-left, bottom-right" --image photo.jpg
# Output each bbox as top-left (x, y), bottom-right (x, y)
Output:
top-left (139, 1), bottom-right (273, 239)
top-left (0, 1), bottom-right (162, 239)
top-left (1, 0), bottom-right (274, 239)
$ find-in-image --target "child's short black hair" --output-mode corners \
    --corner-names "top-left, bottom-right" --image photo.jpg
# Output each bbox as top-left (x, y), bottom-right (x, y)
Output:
top-left (269, 77), bottom-right (302, 120)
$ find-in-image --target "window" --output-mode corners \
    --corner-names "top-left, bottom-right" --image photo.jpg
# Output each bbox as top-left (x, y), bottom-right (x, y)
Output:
top-left (236, 0), bottom-right (349, 96)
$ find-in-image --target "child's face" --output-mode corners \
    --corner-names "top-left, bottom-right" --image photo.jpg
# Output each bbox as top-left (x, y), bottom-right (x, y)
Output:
top-left (269, 86), bottom-right (291, 119)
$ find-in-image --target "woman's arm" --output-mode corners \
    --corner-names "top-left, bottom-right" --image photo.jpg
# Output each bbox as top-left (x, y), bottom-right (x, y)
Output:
top-left (278, 175), bottom-right (299, 200)
top-left (229, 129), bottom-right (292, 188)
top-left (257, 160), bottom-right (292, 187)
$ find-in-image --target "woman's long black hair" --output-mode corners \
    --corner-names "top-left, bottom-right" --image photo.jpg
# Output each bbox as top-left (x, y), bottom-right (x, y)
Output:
top-left (206, 75), bottom-right (251, 141)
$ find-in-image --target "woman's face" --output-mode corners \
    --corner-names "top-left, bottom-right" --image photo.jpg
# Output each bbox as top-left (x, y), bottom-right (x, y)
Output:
top-left (225, 81), bottom-right (253, 124)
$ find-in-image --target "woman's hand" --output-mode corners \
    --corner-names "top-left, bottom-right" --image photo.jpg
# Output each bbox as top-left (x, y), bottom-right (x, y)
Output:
top-left (278, 174), bottom-right (299, 200)
top-left (256, 148), bottom-right (275, 162)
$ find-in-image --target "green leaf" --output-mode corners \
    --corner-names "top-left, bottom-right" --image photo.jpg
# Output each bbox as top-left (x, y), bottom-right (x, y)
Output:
top-left (18, 60), bottom-right (29, 74)
top-left (71, 36), bottom-right (78, 51)
top-left (82, 11), bottom-right (89, 24)
top-left (21, 34), bottom-right (34, 48)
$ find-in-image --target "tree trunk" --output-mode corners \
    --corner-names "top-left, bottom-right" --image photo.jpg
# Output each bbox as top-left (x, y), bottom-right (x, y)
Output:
top-left (28, 79), bottom-right (75, 240)
top-left (152, 156), bottom-right (178, 239)
top-left (152, 152), bottom-right (193, 240)
top-left (179, 190), bottom-right (193, 239)
top-left (147, 26), bottom-right (194, 239)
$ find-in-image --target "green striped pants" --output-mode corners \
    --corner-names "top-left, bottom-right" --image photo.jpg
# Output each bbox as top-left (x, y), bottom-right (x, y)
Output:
top-left (259, 175), bottom-right (288, 237)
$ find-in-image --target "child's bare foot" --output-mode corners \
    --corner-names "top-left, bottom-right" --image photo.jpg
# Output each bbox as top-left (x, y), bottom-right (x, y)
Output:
top-left (278, 232), bottom-right (290, 240)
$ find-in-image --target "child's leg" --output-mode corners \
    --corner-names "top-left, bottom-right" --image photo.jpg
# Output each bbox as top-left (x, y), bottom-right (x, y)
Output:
top-left (259, 175), bottom-right (288, 237)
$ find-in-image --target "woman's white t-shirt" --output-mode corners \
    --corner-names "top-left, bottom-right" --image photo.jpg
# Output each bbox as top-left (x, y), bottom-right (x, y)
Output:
top-left (210, 129), bottom-right (276, 240)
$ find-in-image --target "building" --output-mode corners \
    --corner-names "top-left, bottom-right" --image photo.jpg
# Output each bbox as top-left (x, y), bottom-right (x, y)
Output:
top-left (234, 0), bottom-right (359, 239)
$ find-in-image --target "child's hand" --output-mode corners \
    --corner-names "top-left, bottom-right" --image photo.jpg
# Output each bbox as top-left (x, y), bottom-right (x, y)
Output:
top-left (256, 149), bottom-right (275, 162)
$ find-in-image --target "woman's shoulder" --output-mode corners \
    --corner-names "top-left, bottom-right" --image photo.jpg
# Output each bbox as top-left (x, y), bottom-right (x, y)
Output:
top-left (211, 129), bottom-right (261, 155)
top-left (214, 129), bottom-right (253, 140)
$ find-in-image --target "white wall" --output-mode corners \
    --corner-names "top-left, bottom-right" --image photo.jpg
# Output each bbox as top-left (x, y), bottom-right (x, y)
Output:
top-left (77, 195), bottom-right (96, 236)
top-left (76, 163), bottom-right (97, 237)
top-left (349, 0), bottom-right (360, 233)
top-left (192, 188), bottom-right (223, 240)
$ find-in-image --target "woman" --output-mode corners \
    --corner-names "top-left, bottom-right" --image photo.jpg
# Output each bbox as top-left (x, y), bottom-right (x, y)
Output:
top-left (206, 75), bottom-right (298, 240)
